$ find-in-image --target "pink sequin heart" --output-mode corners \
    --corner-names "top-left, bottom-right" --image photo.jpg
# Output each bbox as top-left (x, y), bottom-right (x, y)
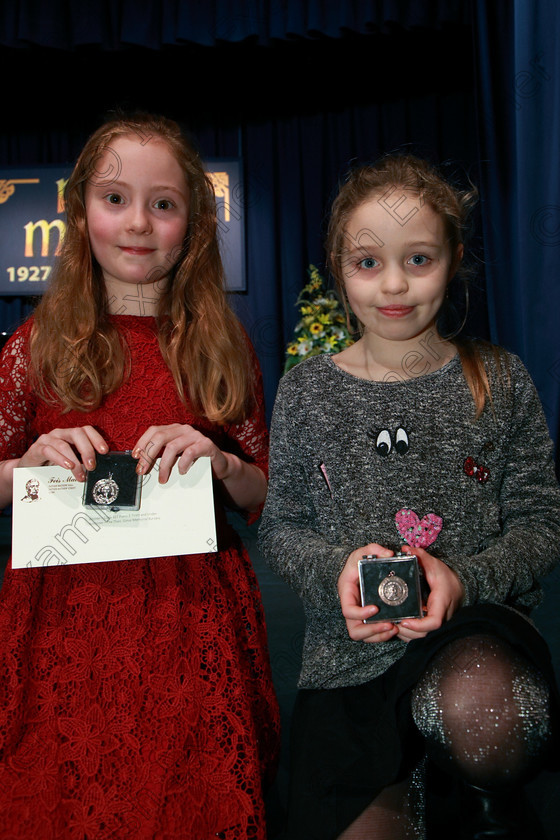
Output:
top-left (395, 508), bottom-right (443, 548)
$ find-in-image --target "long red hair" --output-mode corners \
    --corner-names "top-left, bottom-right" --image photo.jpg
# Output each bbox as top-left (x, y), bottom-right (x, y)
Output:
top-left (29, 113), bottom-right (253, 424)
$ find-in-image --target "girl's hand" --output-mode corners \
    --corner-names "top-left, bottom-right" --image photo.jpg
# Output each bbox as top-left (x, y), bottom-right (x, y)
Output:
top-left (132, 424), bottom-right (226, 484)
top-left (337, 543), bottom-right (399, 643)
top-left (131, 424), bottom-right (267, 512)
top-left (17, 426), bottom-right (109, 481)
top-left (396, 545), bottom-right (465, 641)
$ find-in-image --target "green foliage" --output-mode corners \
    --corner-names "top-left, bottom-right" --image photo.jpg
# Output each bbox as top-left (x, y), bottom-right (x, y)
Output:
top-left (284, 265), bottom-right (354, 374)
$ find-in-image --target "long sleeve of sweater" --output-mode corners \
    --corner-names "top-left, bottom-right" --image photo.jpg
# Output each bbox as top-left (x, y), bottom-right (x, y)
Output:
top-left (259, 350), bottom-right (560, 688)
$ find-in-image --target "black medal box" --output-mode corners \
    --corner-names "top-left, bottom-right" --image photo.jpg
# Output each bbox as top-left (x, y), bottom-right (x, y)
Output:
top-left (358, 553), bottom-right (425, 623)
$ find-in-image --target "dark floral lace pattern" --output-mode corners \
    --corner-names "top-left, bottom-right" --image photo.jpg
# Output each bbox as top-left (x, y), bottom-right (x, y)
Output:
top-left (0, 316), bottom-right (280, 839)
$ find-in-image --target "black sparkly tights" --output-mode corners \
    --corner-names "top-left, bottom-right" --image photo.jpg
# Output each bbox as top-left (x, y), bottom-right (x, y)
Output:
top-left (410, 633), bottom-right (551, 790)
top-left (337, 634), bottom-right (552, 839)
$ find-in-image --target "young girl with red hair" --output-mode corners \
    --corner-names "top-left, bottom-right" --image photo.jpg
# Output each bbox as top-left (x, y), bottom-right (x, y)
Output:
top-left (0, 113), bottom-right (279, 839)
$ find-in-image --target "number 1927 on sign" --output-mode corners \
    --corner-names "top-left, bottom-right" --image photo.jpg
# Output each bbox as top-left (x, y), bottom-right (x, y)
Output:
top-left (6, 266), bottom-right (52, 283)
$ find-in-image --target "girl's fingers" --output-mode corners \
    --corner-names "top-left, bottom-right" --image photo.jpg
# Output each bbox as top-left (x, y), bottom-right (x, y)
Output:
top-left (157, 438), bottom-right (204, 483)
top-left (176, 445), bottom-right (200, 476)
top-left (350, 622), bottom-right (398, 644)
top-left (68, 426), bottom-right (108, 471)
top-left (157, 444), bottom-right (185, 484)
top-left (20, 427), bottom-right (109, 481)
top-left (133, 433), bottom-right (179, 476)
top-left (132, 425), bottom-right (219, 483)
top-left (35, 442), bottom-right (83, 477)
top-left (132, 426), bottom-right (180, 472)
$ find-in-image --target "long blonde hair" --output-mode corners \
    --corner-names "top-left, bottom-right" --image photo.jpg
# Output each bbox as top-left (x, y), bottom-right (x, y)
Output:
top-left (29, 113), bottom-right (253, 424)
top-left (327, 154), bottom-right (507, 418)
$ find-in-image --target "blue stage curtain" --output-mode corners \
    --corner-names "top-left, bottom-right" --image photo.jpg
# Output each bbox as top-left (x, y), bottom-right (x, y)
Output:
top-left (472, 0), bottom-right (560, 447)
top-left (0, 17), bottom-right (478, 421)
top-left (3, 0), bottom-right (560, 454)
top-left (1, 0), bottom-right (469, 49)
top-left (231, 97), bottom-right (479, 421)
top-left (471, 0), bottom-right (560, 674)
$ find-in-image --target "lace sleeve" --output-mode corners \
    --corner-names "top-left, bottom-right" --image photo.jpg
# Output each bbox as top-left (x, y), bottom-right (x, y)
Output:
top-left (222, 342), bottom-right (269, 522)
top-left (444, 355), bottom-right (560, 610)
top-left (0, 323), bottom-right (35, 461)
top-left (223, 341), bottom-right (269, 477)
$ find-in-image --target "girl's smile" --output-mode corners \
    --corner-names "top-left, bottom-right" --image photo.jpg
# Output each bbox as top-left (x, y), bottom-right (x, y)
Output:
top-left (118, 246), bottom-right (157, 255)
top-left (341, 194), bottom-right (461, 346)
top-left (85, 135), bottom-right (189, 308)
top-left (376, 304), bottom-right (415, 318)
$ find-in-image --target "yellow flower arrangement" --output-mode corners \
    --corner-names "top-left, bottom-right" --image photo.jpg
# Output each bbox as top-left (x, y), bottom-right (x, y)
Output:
top-left (284, 264), bottom-right (354, 373)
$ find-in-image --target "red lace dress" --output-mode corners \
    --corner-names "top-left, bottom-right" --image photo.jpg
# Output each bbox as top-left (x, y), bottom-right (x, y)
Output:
top-left (0, 315), bottom-right (280, 840)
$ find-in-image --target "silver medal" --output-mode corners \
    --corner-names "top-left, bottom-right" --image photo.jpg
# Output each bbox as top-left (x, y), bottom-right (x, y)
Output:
top-left (378, 571), bottom-right (408, 606)
top-left (92, 473), bottom-right (119, 505)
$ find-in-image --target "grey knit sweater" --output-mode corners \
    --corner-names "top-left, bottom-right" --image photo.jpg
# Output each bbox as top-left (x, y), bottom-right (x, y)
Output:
top-left (259, 350), bottom-right (560, 689)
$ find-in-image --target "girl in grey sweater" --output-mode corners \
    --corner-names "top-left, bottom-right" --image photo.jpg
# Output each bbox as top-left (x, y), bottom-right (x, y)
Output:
top-left (259, 156), bottom-right (560, 839)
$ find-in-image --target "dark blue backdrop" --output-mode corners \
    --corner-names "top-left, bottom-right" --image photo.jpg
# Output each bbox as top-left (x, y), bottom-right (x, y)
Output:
top-left (1, 2), bottom-right (560, 834)
top-left (1, 1), bottom-right (559, 457)
top-left (473, 0), bottom-right (560, 449)
top-left (0, 0), bottom-right (479, 426)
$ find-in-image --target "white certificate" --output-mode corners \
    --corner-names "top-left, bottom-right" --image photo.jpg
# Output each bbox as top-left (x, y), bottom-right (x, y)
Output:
top-left (12, 458), bottom-right (217, 569)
